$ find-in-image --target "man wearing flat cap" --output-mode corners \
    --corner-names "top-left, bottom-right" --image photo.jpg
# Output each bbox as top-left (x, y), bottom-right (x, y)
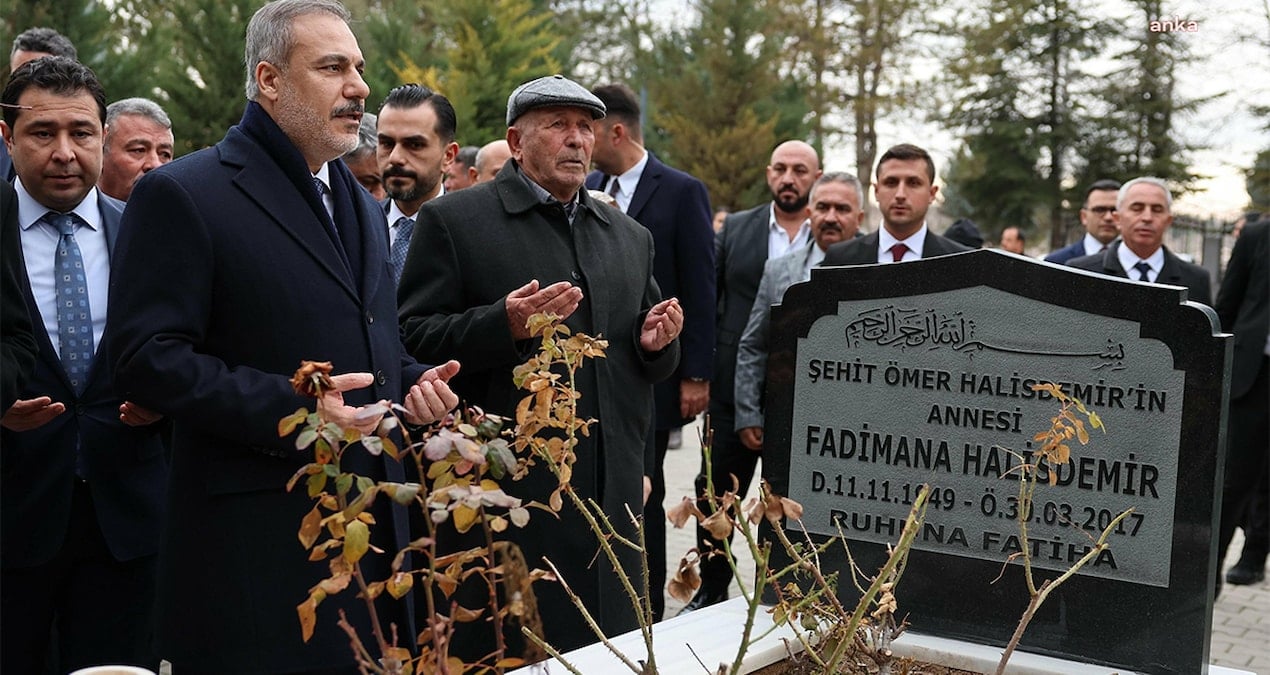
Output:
top-left (398, 74), bottom-right (682, 658)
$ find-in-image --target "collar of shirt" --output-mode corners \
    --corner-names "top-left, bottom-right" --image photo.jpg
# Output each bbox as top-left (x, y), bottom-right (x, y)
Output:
top-left (518, 165), bottom-right (580, 217)
top-left (1082, 233), bottom-right (1108, 256)
top-left (609, 149), bottom-right (648, 212)
top-left (15, 180), bottom-right (103, 232)
top-left (313, 163), bottom-right (334, 221)
top-left (877, 223), bottom-right (928, 263)
top-left (767, 203), bottom-right (811, 258)
top-left (1116, 242), bottom-right (1166, 281)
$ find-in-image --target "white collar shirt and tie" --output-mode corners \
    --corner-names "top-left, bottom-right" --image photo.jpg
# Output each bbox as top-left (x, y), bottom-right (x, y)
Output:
top-left (877, 223), bottom-right (929, 264)
top-left (1116, 244), bottom-right (1165, 283)
top-left (603, 150), bottom-right (648, 214)
top-left (15, 180), bottom-right (109, 392)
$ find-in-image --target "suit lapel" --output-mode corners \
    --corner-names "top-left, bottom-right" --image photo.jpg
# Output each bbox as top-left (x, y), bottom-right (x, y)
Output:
top-left (1103, 241), bottom-right (1129, 278)
top-left (221, 131), bottom-right (359, 303)
top-left (627, 154), bottom-right (661, 219)
top-left (1156, 249), bottom-right (1186, 286)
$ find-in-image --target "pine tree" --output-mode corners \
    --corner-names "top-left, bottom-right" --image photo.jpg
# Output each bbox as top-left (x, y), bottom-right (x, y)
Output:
top-left (390, 0), bottom-right (560, 146)
top-left (644, 0), bottom-right (807, 210)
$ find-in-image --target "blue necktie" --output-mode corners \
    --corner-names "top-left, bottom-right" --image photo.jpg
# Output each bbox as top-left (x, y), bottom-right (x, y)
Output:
top-left (1133, 261), bottom-right (1152, 282)
top-left (389, 216), bottom-right (414, 284)
top-left (48, 212), bottom-right (94, 394)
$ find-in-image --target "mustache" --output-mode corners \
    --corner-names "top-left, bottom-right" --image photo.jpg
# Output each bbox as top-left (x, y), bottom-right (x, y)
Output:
top-left (383, 167), bottom-right (417, 180)
top-left (331, 102), bottom-right (364, 118)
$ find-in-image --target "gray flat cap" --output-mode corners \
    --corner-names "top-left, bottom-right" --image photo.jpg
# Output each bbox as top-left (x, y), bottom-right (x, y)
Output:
top-left (506, 74), bottom-right (606, 126)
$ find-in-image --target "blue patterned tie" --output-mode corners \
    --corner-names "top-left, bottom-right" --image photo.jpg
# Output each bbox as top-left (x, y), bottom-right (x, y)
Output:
top-left (1133, 261), bottom-right (1152, 282)
top-left (48, 212), bottom-right (94, 394)
top-left (389, 216), bottom-right (414, 284)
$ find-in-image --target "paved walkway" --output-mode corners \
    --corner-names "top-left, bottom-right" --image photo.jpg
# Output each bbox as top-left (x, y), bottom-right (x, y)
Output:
top-left (660, 418), bottom-right (1269, 673)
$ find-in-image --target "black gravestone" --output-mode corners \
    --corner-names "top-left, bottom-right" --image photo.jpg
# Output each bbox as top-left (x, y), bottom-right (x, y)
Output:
top-left (761, 249), bottom-right (1230, 674)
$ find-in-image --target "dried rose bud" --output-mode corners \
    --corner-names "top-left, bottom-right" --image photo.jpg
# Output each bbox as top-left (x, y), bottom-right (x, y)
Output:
top-left (291, 361), bottom-right (335, 398)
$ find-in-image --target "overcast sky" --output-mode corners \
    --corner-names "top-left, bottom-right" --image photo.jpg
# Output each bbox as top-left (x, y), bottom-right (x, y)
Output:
top-left (654, 0), bottom-right (1269, 219)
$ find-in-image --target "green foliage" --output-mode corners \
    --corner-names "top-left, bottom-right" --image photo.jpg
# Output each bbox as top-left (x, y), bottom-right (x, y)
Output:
top-left (356, 0), bottom-right (443, 107)
top-left (141, 0), bottom-right (257, 154)
top-left (644, 0), bottom-right (808, 211)
top-left (404, 0), bottom-right (562, 147)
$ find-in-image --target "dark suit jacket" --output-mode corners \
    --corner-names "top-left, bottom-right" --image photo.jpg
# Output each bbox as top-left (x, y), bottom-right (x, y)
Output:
top-left (2, 191), bottom-right (167, 570)
top-left (1215, 221), bottom-right (1269, 399)
top-left (1, 180), bottom-right (37, 411)
top-left (587, 153), bottom-right (715, 428)
top-left (711, 203), bottom-right (773, 414)
top-left (1066, 240), bottom-right (1212, 305)
top-left (821, 228), bottom-right (972, 266)
top-left (1044, 239), bottom-right (1091, 265)
top-left (398, 161), bottom-right (678, 652)
top-left (107, 111), bottom-right (425, 672)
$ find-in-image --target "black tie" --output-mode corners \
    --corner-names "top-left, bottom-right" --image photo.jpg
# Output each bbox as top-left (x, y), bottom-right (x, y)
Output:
top-left (1133, 261), bottom-right (1151, 282)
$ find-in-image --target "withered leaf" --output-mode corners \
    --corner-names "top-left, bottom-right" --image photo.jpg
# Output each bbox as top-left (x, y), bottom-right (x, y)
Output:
top-left (298, 506), bottom-right (322, 549)
top-left (343, 520), bottom-right (370, 564)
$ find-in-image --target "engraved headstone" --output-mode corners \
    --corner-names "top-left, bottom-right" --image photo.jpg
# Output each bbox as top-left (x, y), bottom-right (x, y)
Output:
top-left (761, 249), bottom-right (1230, 673)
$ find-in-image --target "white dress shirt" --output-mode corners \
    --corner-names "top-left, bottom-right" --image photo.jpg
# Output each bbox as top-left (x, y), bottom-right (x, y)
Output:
top-left (1116, 244), bottom-right (1165, 283)
top-left (1081, 233), bottom-right (1109, 257)
top-left (606, 150), bottom-right (648, 214)
top-left (767, 204), bottom-right (811, 259)
top-left (877, 223), bottom-right (929, 263)
top-left (16, 180), bottom-right (110, 357)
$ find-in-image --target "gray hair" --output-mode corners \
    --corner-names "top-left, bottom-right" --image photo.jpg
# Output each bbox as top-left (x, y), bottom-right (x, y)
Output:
top-left (811, 171), bottom-right (864, 204)
top-left (343, 111), bottom-right (377, 160)
top-left (106, 97), bottom-right (172, 136)
top-left (1118, 177), bottom-right (1172, 209)
top-left (455, 145), bottom-right (478, 169)
top-left (244, 0), bottom-right (351, 101)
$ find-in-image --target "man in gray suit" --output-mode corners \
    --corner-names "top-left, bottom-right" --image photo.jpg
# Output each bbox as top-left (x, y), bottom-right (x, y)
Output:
top-left (1066, 177), bottom-right (1211, 304)
top-left (822, 143), bottom-right (970, 266)
top-left (734, 172), bottom-right (865, 449)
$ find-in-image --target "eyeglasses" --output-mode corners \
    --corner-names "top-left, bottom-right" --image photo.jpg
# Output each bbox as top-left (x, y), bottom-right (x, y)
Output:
top-left (1085, 206), bottom-right (1117, 215)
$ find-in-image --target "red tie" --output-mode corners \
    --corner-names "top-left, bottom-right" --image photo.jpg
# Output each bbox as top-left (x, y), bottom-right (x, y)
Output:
top-left (889, 243), bottom-right (909, 263)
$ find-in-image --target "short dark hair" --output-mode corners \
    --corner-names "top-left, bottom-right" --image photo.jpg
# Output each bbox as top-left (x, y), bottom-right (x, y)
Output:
top-left (1003, 225), bottom-right (1025, 242)
top-left (2, 56), bottom-right (105, 128)
top-left (1083, 179), bottom-right (1122, 206)
top-left (378, 83), bottom-right (457, 144)
top-left (591, 83), bottom-right (641, 138)
top-left (11, 27), bottom-right (78, 62)
top-left (455, 145), bottom-right (478, 168)
top-left (877, 143), bottom-right (935, 182)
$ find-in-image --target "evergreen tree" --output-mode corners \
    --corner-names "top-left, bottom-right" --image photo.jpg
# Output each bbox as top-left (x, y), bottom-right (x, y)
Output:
top-left (942, 0), bottom-right (1112, 248)
top-left (2, 0), bottom-right (156, 113)
top-left (358, 0), bottom-right (443, 104)
top-left (390, 0), bottom-right (560, 146)
top-left (644, 0), bottom-right (807, 210)
top-left (1248, 145), bottom-right (1270, 213)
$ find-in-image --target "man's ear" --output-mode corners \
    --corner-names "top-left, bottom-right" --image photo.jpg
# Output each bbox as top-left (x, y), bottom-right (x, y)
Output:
top-left (255, 61), bottom-right (282, 102)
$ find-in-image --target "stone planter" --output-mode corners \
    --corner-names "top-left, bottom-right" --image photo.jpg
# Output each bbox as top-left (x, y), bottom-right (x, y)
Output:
top-left (510, 597), bottom-right (1255, 675)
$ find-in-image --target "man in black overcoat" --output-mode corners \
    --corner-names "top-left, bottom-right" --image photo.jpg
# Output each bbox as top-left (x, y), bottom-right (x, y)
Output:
top-left (397, 74), bottom-right (682, 656)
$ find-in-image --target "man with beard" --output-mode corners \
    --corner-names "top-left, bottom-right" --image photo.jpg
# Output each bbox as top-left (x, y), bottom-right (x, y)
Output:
top-left (683, 140), bottom-right (821, 612)
top-left (734, 173), bottom-right (864, 459)
top-left (105, 1), bottom-right (460, 671)
top-left (378, 83), bottom-right (459, 284)
top-left (822, 143), bottom-right (969, 266)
